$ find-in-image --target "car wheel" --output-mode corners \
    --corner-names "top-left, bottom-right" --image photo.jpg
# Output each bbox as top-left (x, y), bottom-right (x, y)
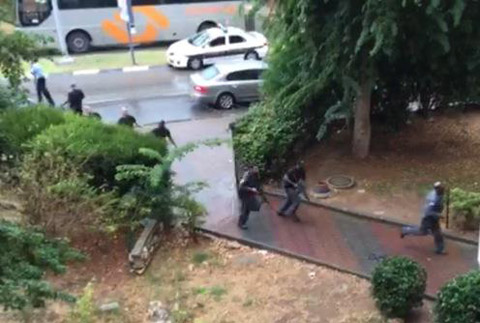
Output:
top-left (188, 57), bottom-right (203, 70)
top-left (216, 93), bottom-right (235, 110)
top-left (197, 21), bottom-right (217, 32)
top-left (67, 31), bottom-right (91, 53)
top-left (245, 50), bottom-right (260, 60)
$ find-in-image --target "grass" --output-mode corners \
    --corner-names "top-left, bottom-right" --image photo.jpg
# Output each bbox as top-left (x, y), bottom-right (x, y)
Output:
top-left (193, 285), bottom-right (228, 301)
top-left (0, 22), bottom-right (14, 34)
top-left (192, 251), bottom-right (210, 264)
top-left (37, 47), bottom-right (167, 74)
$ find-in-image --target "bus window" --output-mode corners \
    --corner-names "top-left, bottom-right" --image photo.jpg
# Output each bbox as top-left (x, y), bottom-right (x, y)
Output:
top-left (132, 0), bottom-right (162, 5)
top-left (58, 0), bottom-right (117, 9)
top-left (18, 0), bottom-right (51, 26)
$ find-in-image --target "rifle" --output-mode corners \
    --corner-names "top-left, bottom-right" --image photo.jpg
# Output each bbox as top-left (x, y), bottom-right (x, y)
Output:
top-left (257, 189), bottom-right (276, 212)
top-left (296, 180), bottom-right (310, 201)
top-left (445, 187), bottom-right (450, 229)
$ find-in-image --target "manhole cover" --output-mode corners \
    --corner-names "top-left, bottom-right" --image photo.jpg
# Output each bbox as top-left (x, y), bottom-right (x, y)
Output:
top-left (326, 175), bottom-right (355, 189)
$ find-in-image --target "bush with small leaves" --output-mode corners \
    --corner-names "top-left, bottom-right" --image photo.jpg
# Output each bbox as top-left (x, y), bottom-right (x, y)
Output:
top-left (434, 270), bottom-right (480, 323)
top-left (27, 115), bottom-right (166, 188)
top-left (0, 220), bottom-right (84, 311)
top-left (0, 105), bottom-right (65, 156)
top-left (371, 256), bottom-right (426, 319)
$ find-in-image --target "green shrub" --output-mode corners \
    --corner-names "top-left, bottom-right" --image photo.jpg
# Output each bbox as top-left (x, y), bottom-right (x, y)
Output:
top-left (0, 220), bottom-right (84, 310)
top-left (371, 256), bottom-right (427, 319)
top-left (435, 271), bottom-right (480, 323)
top-left (233, 103), bottom-right (304, 173)
top-left (27, 115), bottom-right (167, 188)
top-left (450, 188), bottom-right (480, 230)
top-left (0, 85), bottom-right (29, 111)
top-left (114, 147), bottom-right (206, 232)
top-left (0, 105), bottom-right (65, 156)
top-left (69, 283), bottom-right (96, 323)
top-left (19, 152), bottom-right (117, 234)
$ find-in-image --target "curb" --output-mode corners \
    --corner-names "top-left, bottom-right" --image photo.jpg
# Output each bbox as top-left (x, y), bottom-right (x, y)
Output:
top-left (196, 227), bottom-right (437, 301)
top-left (264, 189), bottom-right (478, 246)
top-left (64, 64), bottom-right (166, 76)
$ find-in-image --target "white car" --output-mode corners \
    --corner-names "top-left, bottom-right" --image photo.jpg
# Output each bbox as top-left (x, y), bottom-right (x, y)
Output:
top-left (167, 26), bottom-right (268, 70)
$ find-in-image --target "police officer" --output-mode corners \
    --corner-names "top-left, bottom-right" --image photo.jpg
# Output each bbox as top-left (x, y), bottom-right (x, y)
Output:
top-left (277, 162), bottom-right (308, 222)
top-left (237, 166), bottom-right (262, 230)
top-left (62, 84), bottom-right (85, 114)
top-left (152, 120), bottom-right (176, 147)
top-left (401, 182), bottom-right (446, 254)
top-left (30, 59), bottom-right (55, 106)
top-left (117, 107), bottom-right (140, 128)
top-left (83, 106), bottom-right (102, 120)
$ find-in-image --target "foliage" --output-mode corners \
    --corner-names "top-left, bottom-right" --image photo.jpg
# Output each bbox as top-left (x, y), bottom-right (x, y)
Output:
top-left (235, 0), bottom-right (480, 168)
top-left (114, 143), bottom-right (212, 232)
top-left (371, 256), bottom-right (426, 319)
top-left (0, 105), bottom-right (65, 157)
top-left (434, 270), bottom-right (480, 323)
top-left (0, 220), bottom-right (84, 311)
top-left (0, 85), bottom-right (30, 111)
top-left (0, 30), bottom-right (57, 87)
top-left (233, 102), bottom-right (305, 174)
top-left (19, 151), bottom-right (117, 235)
top-left (27, 115), bottom-right (167, 188)
top-left (69, 283), bottom-right (96, 323)
top-left (0, 1), bottom-right (15, 24)
top-left (450, 188), bottom-right (480, 230)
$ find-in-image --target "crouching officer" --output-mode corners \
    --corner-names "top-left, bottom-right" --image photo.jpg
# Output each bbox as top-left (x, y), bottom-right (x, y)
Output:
top-left (237, 166), bottom-right (262, 230)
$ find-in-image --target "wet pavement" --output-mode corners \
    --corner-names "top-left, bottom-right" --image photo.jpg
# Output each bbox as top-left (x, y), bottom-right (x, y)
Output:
top-left (166, 115), bottom-right (240, 229)
top-left (164, 115), bottom-right (478, 297)
top-left (24, 66), bottom-right (191, 104)
top-left (202, 194), bottom-right (478, 296)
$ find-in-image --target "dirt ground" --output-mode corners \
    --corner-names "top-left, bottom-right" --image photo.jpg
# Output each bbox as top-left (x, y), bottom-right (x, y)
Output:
top-left (0, 233), bottom-right (433, 323)
top-left (276, 110), bottom-right (480, 240)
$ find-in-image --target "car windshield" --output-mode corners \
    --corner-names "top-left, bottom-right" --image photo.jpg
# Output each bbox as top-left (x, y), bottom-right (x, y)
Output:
top-left (201, 66), bottom-right (220, 80)
top-left (188, 32), bottom-right (210, 47)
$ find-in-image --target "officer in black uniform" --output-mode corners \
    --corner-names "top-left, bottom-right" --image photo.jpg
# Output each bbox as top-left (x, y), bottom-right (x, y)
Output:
top-left (152, 120), bottom-right (176, 146)
top-left (117, 107), bottom-right (140, 128)
top-left (237, 166), bottom-right (261, 230)
top-left (277, 162), bottom-right (308, 222)
top-left (62, 84), bottom-right (85, 114)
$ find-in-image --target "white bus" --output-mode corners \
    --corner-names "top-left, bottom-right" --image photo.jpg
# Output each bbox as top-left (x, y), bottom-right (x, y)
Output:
top-left (15, 0), bottom-right (248, 53)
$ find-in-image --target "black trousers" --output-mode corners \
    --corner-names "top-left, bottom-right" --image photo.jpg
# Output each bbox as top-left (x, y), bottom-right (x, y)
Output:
top-left (402, 216), bottom-right (445, 253)
top-left (238, 201), bottom-right (250, 226)
top-left (36, 77), bottom-right (55, 106)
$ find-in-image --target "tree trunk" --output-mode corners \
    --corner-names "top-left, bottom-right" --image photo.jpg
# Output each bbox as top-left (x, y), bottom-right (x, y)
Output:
top-left (352, 78), bottom-right (373, 159)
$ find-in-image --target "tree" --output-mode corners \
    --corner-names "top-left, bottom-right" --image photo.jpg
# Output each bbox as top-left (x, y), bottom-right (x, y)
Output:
top-left (0, 30), bottom-right (56, 88)
top-left (0, 2), bottom-right (56, 88)
top-left (236, 0), bottom-right (480, 166)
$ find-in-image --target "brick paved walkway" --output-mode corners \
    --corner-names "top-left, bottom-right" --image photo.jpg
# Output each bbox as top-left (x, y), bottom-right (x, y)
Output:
top-left (170, 118), bottom-right (477, 297)
top-left (205, 195), bottom-right (478, 296)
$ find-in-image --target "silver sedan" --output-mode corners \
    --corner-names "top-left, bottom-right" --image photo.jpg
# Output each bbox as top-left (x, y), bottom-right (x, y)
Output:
top-left (190, 61), bottom-right (268, 109)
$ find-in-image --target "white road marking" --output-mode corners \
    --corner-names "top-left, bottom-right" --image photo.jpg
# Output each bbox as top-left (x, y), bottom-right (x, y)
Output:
top-left (122, 65), bottom-right (150, 72)
top-left (73, 69), bottom-right (100, 75)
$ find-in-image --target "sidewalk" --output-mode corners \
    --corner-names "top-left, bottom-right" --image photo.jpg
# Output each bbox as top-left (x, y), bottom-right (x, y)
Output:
top-left (170, 117), bottom-right (477, 297)
top-left (203, 195), bottom-right (477, 297)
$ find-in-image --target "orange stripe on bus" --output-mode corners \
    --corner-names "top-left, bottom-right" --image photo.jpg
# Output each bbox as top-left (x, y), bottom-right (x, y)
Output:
top-left (102, 7), bottom-right (170, 44)
top-left (185, 4), bottom-right (237, 16)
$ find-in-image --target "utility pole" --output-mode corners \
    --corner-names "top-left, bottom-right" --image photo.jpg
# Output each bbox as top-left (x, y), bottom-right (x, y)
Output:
top-left (51, 0), bottom-right (73, 63)
top-left (118, 0), bottom-right (137, 65)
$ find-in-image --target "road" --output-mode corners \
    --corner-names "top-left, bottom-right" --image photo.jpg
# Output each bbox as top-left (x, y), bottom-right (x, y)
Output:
top-left (24, 66), bottom-right (246, 125)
